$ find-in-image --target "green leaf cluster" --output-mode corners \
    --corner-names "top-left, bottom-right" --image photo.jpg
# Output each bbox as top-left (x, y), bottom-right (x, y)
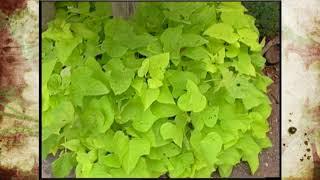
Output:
top-left (42, 2), bottom-right (272, 178)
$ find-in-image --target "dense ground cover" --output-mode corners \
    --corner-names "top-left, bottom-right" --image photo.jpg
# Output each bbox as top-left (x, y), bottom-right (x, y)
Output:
top-left (42, 2), bottom-right (272, 178)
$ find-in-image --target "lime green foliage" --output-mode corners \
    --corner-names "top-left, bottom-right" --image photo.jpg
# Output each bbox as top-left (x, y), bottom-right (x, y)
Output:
top-left (242, 2), bottom-right (280, 37)
top-left (42, 2), bottom-right (272, 178)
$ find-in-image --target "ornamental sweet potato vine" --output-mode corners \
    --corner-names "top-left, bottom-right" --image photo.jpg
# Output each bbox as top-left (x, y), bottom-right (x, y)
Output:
top-left (42, 2), bottom-right (273, 178)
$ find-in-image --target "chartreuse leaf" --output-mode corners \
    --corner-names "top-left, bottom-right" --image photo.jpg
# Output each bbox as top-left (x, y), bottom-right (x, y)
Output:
top-left (80, 97), bottom-right (113, 134)
top-left (162, 2), bottom-right (204, 20)
top-left (42, 100), bottom-right (74, 140)
top-left (253, 102), bottom-right (272, 120)
top-left (160, 26), bottom-right (183, 53)
top-left (237, 28), bottom-right (262, 51)
top-left (160, 122), bottom-right (183, 147)
top-left (193, 166), bottom-right (213, 178)
top-left (107, 59), bottom-right (135, 95)
top-left (99, 154), bottom-right (121, 168)
top-left (119, 98), bottom-right (141, 124)
top-left (52, 152), bottom-right (76, 177)
top-left (62, 139), bottom-right (85, 152)
top-left (87, 163), bottom-right (112, 178)
top-left (112, 131), bottom-right (129, 163)
top-left (242, 86), bottom-right (268, 110)
top-left (43, 1), bottom-right (272, 178)
top-left (138, 53), bottom-right (170, 88)
top-left (42, 19), bottom-right (73, 40)
top-left (167, 70), bottom-right (200, 98)
top-left (186, 4), bottom-right (216, 33)
top-left (226, 42), bottom-right (240, 58)
top-left (254, 74), bottom-right (273, 93)
top-left (191, 106), bottom-right (219, 128)
top-left (55, 37), bottom-right (82, 64)
top-left (71, 23), bottom-right (98, 40)
top-left (157, 84), bottom-right (175, 104)
top-left (132, 107), bottom-right (159, 132)
top-left (131, 77), bottom-right (145, 95)
top-left (146, 158), bottom-right (167, 176)
top-left (138, 59), bottom-right (149, 77)
top-left (82, 131), bottom-right (114, 151)
top-left (219, 102), bottom-right (252, 133)
top-left (220, 10), bottom-right (254, 30)
top-left (181, 33), bottom-right (208, 47)
top-left (235, 48), bottom-right (256, 76)
top-left (249, 112), bottom-right (269, 139)
top-left (122, 138), bottom-right (151, 174)
top-left (108, 168), bottom-right (128, 178)
top-left (235, 134), bottom-right (262, 174)
top-left (159, 113), bottom-right (188, 148)
top-left (149, 119), bottom-right (171, 148)
top-left (217, 2), bottom-right (247, 13)
top-left (99, 96), bottom-right (115, 130)
top-left (141, 87), bottom-right (160, 110)
top-left (217, 147), bottom-right (241, 177)
top-left (200, 132), bottom-right (223, 166)
top-left (103, 39), bottom-right (128, 57)
top-left (169, 152), bottom-right (194, 177)
top-left (190, 130), bottom-right (204, 160)
top-left (177, 80), bottom-right (207, 112)
top-left (42, 135), bottom-right (61, 160)
top-left (76, 150), bottom-right (98, 177)
top-left (182, 46), bottom-right (212, 60)
top-left (149, 143), bottom-right (180, 161)
top-left (210, 125), bottom-right (239, 150)
top-left (215, 47), bottom-right (225, 64)
top-left (251, 52), bottom-right (267, 70)
top-left (255, 136), bottom-right (272, 149)
top-left (70, 66), bottom-right (109, 107)
top-left (150, 102), bottom-right (180, 118)
top-left (203, 23), bottom-right (239, 44)
top-left (128, 158), bottom-right (151, 177)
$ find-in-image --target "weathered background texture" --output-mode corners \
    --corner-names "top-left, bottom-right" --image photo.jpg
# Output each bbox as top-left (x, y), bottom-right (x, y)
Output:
top-left (0, 0), bottom-right (39, 178)
top-left (282, 0), bottom-right (320, 178)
